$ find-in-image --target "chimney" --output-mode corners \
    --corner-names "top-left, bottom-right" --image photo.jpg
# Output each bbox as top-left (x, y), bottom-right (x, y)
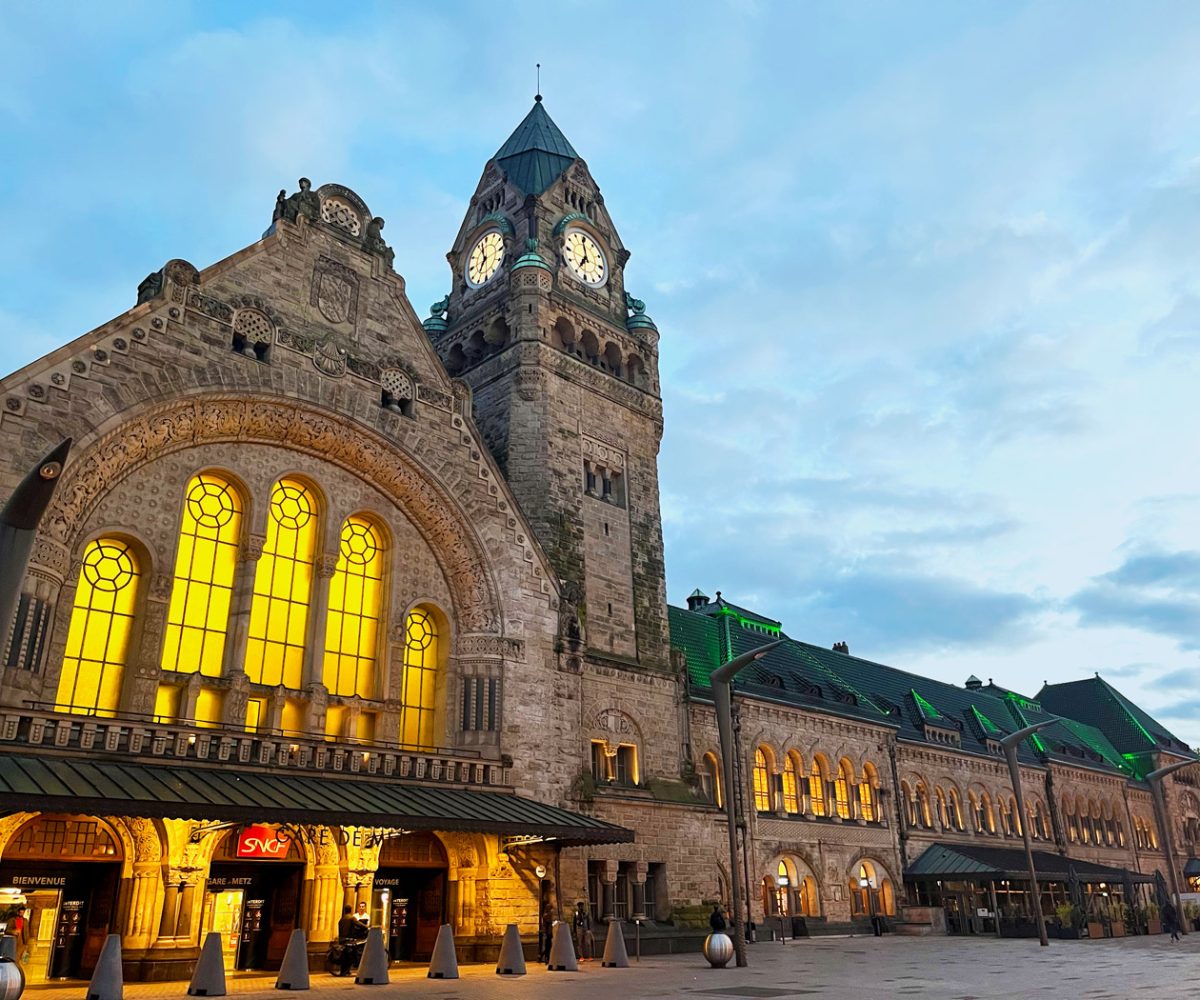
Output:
top-left (686, 588), bottom-right (710, 612)
top-left (965, 675), bottom-right (982, 691)
top-left (832, 641), bottom-right (849, 654)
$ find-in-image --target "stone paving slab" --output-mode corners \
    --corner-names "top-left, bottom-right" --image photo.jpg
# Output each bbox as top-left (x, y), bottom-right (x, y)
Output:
top-left (22, 933), bottom-right (1199, 999)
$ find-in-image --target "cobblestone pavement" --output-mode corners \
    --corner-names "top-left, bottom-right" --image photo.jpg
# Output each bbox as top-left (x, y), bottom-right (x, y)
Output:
top-left (23, 932), bottom-right (1200, 999)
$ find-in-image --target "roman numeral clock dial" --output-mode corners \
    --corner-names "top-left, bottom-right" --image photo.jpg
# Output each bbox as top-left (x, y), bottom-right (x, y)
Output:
top-left (563, 229), bottom-right (607, 286)
top-left (466, 230), bottom-right (505, 287)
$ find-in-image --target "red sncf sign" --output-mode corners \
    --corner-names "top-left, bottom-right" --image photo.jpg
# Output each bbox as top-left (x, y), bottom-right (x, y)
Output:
top-left (235, 825), bottom-right (291, 859)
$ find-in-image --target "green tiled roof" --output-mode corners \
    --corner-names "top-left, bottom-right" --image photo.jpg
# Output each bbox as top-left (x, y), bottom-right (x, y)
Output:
top-left (906, 842), bottom-right (1153, 882)
top-left (493, 100), bottom-right (579, 196)
top-left (1037, 677), bottom-right (1194, 759)
top-left (668, 602), bottom-right (1136, 773)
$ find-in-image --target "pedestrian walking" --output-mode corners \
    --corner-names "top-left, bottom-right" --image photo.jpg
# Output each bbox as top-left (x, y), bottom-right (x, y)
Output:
top-left (1163, 901), bottom-right (1181, 942)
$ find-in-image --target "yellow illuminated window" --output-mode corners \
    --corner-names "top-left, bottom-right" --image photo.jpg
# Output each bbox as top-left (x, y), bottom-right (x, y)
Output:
top-left (324, 515), bottom-right (386, 699)
top-left (161, 474), bottom-right (243, 677)
top-left (399, 607), bottom-right (439, 748)
top-left (325, 704), bottom-right (347, 741)
top-left (154, 684), bottom-right (181, 724)
top-left (782, 753), bottom-right (802, 815)
top-left (753, 748), bottom-right (772, 812)
top-left (835, 760), bottom-right (852, 819)
top-left (245, 479), bottom-right (317, 689)
top-left (281, 699), bottom-right (305, 736)
top-left (57, 538), bottom-right (141, 716)
top-left (808, 761), bottom-right (827, 817)
top-left (194, 687), bottom-right (224, 728)
top-left (246, 697), bottom-right (267, 732)
top-left (860, 765), bottom-right (877, 822)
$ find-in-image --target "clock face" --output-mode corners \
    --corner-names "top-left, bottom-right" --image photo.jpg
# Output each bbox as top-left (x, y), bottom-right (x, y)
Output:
top-left (466, 231), bottom-right (505, 287)
top-left (563, 229), bottom-right (607, 286)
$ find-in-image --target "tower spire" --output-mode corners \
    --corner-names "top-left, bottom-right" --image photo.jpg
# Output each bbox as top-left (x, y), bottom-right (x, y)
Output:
top-left (536, 62), bottom-right (541, 103)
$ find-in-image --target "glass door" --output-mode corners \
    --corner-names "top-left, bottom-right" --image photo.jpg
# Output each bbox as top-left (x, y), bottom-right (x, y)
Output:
top-left (206, 890), bottom-right (245, 970)
top-left (24, 889), bottom-right (62, 983)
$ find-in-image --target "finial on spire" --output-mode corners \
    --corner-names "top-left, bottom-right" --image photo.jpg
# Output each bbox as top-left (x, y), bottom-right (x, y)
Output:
top-left (535, 62), bottom-right (542, 102)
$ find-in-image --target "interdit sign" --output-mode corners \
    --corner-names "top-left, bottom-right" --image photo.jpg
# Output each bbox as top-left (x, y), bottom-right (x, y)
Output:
top-left (236, 825), bottom-right (292, 859)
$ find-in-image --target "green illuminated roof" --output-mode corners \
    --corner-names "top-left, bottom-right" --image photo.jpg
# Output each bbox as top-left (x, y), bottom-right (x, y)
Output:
top-left (1037, 677), bottom-right (1194, 759)
top-left (493, 99), bottom-right (579, 196)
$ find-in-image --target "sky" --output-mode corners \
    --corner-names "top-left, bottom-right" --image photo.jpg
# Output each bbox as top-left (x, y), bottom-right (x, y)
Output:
top-left (3, 1), bottom-right (1200, 748)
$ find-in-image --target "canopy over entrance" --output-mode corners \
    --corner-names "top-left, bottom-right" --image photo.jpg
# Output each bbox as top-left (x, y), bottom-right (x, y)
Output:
top-left (0, 753), bottom-right (632, 845)
top-left (906, 842), bottom-right (1153, 883)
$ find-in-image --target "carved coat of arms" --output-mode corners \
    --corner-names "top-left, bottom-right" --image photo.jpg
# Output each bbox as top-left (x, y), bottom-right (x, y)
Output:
top-left (310, 257), bottom-right (359, 326)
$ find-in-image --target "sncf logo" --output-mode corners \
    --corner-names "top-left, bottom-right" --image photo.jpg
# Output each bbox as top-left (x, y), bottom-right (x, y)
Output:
top-left (236, 825), bottom-right (291, 859)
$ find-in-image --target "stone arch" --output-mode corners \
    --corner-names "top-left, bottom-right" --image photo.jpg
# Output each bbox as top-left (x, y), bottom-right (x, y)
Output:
top-left (42, 395), bottom-right (504, 633)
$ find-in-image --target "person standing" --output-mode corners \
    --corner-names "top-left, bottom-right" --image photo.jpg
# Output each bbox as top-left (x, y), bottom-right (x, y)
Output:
top-left (573, 901), bottom-right (593, 960)
top-left (538, 905), bottom-right (554, 963)
top-left (336, 905), bottom-right (368, 976)
top-left (709, 903), bottom-right (727, 933)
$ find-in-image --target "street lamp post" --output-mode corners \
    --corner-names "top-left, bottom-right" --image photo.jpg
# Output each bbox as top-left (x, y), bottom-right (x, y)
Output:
top-left (1000, 720), bottom-right (1056, 948)
top-left (712, 639), bottom-right (784, 969)
top-left (1147, 758), bottom-right (1197, 933)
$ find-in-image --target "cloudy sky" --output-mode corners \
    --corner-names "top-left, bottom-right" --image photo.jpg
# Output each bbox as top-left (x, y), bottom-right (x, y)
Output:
top-left (3, 2), bottom-right (1199, 747)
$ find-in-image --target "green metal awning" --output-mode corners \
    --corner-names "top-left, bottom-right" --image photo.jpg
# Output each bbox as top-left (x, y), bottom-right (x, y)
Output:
top-left (906, 842), bottom-right (1153, 883)
top-left (0, 753), bottom-right (632, 845)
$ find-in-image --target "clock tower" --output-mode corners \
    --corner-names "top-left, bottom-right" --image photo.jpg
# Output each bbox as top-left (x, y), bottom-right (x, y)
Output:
top-left (424, 97), bottom-right (668, 671)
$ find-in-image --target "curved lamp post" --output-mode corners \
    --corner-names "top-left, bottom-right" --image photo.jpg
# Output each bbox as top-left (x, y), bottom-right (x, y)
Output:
top-left (712, 639), bottom-right (784, 968)
top-left (1000, 720), bottom-right (1056, 947)
top-left (1147, 758), bottom-right (1197, 932)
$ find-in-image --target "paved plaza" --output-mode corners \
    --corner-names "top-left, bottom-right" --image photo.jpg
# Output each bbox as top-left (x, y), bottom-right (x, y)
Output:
top-left (23, 933), bottom-right (1199, 1000)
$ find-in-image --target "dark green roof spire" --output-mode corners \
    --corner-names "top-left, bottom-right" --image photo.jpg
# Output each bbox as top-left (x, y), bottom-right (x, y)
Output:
top-left (493, 98), bottom-right (579, 196)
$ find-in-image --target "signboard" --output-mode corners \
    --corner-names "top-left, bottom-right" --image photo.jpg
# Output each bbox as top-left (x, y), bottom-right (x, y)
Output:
top-left (236, 825), bottom-right (292, 860)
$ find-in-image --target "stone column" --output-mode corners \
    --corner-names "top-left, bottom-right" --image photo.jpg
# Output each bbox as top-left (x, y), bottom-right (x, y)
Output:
top-left (175, 882), bottom-right (198, 940)
top-left (304, 553), bottom-right (339, 690)
top-left (158, 883), bottom-right (181, 938)
top-left (123, 861), bottom-right (163, 950)
top-left (601, 860), bottom-right (618, 920)
top-left (631, 862), bottom-right (648, 920)
top-left (221, 535), bottom-right (264, 678)
top-left (309, 864), bottom-right (342, 945)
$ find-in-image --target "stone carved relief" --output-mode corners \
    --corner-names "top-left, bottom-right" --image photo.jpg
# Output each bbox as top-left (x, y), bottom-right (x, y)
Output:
top-left (455, 634), bottom-right (524, 661)
top-left (311, 257), bottom-right (359, 326)
top-left (42, 396), bottom-right (503, 632)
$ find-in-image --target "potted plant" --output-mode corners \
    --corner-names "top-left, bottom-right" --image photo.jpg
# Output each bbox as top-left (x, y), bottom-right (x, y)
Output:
top-left (1144, 900), bottom-right (1161, 935)
top-left (1109, 901), bottom-right (1126, 937)
top-left (1184, 901), bottom-right (1200, 932)
top-left (1053, 903), bottom-right (1079, 939)
top-left (1085, 901), bottom-right (1105, 940)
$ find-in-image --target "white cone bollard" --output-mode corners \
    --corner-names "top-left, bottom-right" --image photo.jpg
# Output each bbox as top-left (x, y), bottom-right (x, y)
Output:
top-left (354, 928), bottom-right (389, 985)
top-left (274, 928), bottom-right (309, 990)
top-left (601, 919), bottom-right (629, 968)
top-left (495, 923), bottom-right (526, 976)
top-left (188, 932), bottom-right (227, 997)
top-left (426, 924), bottom-right (459, 980)
top-left (547, 920), bottom-right (578, 972)
top-left (87, 934), bottom-right (123, 1000)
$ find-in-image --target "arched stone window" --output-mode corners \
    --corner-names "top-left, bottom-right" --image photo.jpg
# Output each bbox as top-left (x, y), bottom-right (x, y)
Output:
top-left (935, 786), bottom-right (949, 829)
top-left (980, 792), bottom-right (995, 834)
top-left (57, 536), bottom-right (143, 716)
top-left (753, 747), bottom-right (774, 813)
top-left (835, 759), bottom-right (854, 819)
top-left (782, 751), bottom-right (803, 815)
top-left (901, 780), bottom-right (917, 827)
top-left (399, 606), bottom-right (441, 749)
top-left (916, 782), bottom-right (933, 828)
top-left (245, 477), bottom-right (319, 690)
top-left (859, 762), bottom-right (879, 822)
top-left (808, 756), bottom-right (828, 817)
top-left (161, 473), bottom-right (243, 680)
top-left (948, 788), bottom-right (965, 831)
top-left (849, 860), bottom-right (896, 917)
top-left (701, 751), bottom-right (722, 808)
top-left (324, 514), bottom-right (387, 700)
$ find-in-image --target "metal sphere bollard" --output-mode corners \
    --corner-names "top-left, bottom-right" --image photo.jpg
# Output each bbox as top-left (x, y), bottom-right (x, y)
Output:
top-left (703, 931), bottom-right (733, 968)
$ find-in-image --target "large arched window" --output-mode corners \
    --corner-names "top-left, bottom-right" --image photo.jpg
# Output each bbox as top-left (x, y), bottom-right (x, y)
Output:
top-left (753, 747), bottom-right (773, 813)
top-left (782, 751), bottom-right (803, 815)
top-left (835, 759), bottom-right (853, 819)
top-left (161, 473), bottom-right (243, 677)
top-left (901, 780), bottom-right (917, 827)
top-left (808, 758), bottom-right (828, 817)
top-left (859, 762), bottom-right (878, 822)
top-left (849, 860), bottom-right (896, 917)
top-left (399, 606), bottom-right (440, 749)
top-left (948, 788), bottom-right (964, 831)
top-left (916, 782), bottom-right (933, 828)
top-left (57, 537), bottom-right (142, 716)
top-left (324, 514), bottom-right (386, 699)
top-left (935, 786), bottom-right (949, 829)
top-left (245, 478), bottom-right (318, 689)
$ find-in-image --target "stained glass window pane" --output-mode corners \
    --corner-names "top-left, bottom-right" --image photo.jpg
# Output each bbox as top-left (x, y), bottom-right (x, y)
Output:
top-left (161, 474), bottom-right (243, 677)
top-left (753, 749), bottom-right (772, 812)
top-left (400, 607), bottom-right (439, 750)
top-left (57, 538), bottom-right (141, 717)
top-left (323, 515), bottom-right (385, 700)
top-left (245, 479), bottom-right (316, 690)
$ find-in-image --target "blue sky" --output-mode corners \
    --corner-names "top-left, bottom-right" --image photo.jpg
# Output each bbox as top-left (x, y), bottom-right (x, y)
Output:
top-left (4, 1), bottom-right (1200, 747)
